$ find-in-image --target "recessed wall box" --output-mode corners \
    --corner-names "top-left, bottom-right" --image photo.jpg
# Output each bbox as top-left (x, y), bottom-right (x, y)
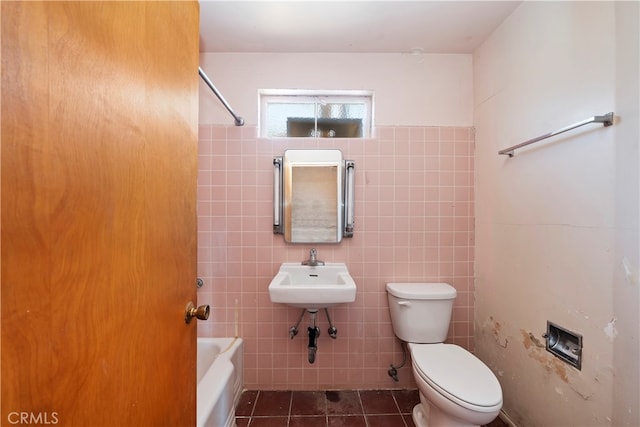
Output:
top-left (544, 321), bottom-right (583, 370)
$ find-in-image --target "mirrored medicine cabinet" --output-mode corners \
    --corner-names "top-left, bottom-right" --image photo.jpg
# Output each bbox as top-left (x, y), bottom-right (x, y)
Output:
top-left (273, 149), bottom-right (355, 243)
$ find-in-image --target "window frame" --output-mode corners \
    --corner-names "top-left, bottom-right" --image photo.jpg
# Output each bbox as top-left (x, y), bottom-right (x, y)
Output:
top-left (258, 89), bottom-right (374, 138)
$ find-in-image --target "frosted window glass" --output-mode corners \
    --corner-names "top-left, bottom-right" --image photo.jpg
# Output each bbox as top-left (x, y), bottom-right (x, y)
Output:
top-left (266, 103), bottom-right (314, 137)
top-left (317, 103), bottom-right (364, 120)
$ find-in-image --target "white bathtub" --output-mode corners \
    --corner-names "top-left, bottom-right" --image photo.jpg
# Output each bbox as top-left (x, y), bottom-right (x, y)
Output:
top-left (197, 337), bottom-right (243, 427)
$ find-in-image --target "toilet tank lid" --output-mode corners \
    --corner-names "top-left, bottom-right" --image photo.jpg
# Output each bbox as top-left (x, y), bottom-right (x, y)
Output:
top-left (386, 283), bottom-right (456, 299)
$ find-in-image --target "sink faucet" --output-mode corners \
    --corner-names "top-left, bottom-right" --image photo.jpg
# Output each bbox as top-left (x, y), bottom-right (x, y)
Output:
top-left (302, 248), bottom-right (325, 266)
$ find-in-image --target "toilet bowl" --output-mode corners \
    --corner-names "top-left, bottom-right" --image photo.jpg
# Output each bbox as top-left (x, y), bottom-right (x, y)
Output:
top-left (409, 343), bottom-right (502, 427)
top-left (386, 282), bottom-right (503, 427)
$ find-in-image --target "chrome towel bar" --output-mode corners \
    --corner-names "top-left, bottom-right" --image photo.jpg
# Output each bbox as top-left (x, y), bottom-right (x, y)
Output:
top-left (498, 112), bottom-right (614, 157)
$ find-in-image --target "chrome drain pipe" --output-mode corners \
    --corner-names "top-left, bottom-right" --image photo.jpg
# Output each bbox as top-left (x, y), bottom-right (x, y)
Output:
top-left (288, 308), bottom-right (339, 363)
top-left (307, 310), bottom-right (320, 363)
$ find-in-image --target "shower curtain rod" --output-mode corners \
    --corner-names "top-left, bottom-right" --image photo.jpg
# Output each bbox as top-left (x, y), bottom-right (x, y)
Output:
top-left (198, 67), bottom-right (244, 126)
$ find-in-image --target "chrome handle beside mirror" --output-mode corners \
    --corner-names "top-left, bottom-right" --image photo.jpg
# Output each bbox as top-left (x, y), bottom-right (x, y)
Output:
top-left (273, 157), bottom-right (283, 235)
top-left (344, 160), bottom-right (355, 237)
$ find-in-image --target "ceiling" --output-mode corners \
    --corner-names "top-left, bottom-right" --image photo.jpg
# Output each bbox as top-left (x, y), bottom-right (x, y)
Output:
top-left (199, 1), bottom-right (521, 54)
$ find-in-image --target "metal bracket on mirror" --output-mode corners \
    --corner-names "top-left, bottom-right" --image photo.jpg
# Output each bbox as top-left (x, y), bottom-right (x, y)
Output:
top-left (273, 156), bottom-right (284, 235)
top-left (344, 160), bottom-right (355, 237)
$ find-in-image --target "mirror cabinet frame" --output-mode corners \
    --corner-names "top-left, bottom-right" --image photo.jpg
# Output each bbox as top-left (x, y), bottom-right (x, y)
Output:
top-left (273, 150), bottom-right (355, 243)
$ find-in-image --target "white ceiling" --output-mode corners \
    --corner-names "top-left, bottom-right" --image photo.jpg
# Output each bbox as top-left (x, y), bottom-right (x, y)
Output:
top-left (199, 1), bottom-right (521, 54)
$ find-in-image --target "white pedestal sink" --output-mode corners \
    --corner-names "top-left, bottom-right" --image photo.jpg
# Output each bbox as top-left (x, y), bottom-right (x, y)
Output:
top-left (268, 263), bottom-right (357, 310)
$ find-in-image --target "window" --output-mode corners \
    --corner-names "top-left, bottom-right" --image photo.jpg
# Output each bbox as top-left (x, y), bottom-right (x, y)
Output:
top-left (259, 90), bottom-right (373, 138)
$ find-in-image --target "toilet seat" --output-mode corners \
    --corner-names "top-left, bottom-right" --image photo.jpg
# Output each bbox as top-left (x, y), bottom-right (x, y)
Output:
top-left (409, 343), bottom-right (502, 411)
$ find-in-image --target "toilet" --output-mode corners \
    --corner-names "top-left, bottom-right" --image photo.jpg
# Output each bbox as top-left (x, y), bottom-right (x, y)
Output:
top-left (386, 283), bottom-right (503, 427)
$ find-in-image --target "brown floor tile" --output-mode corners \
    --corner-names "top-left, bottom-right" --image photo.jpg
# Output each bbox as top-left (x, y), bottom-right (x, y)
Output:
top-left (392, 389), bottom-right (420, 414)
top-left (325, 390), bottom-right (363, 415)
top-left (236, 388), bottom-right (500, 427)
top-left (252, 391), bottom-right (292, 416)
top-left (327, 415), bottom-right (367, 427)
top-left (236, 390), bottom-right (258, 416)
top-left (290, 415), bottom-right (328, 427)
top-left (359, 390), bottom-right (399, 414)
top-left (403, 413), bottom-right (416, 427)
top-left (366, 414), bottom-right (407, 427)
top-left (291, 390), bottom-right (327, 416)
top-left (483, 415), bottom-right (508, 427)
top-left (249, 417), bottom-right (289, 427)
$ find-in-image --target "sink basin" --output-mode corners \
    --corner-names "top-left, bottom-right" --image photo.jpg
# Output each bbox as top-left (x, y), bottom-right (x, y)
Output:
top-left (268, 263), bottom-right (356, 310)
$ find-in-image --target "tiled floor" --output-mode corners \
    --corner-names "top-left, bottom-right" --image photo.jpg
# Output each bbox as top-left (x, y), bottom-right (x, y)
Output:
top-left (236, 389), bottom-right (508, 427)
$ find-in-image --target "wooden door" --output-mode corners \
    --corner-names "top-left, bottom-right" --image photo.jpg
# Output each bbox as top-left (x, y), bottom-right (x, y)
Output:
top-left (1, 2), bottom-right (199, 426)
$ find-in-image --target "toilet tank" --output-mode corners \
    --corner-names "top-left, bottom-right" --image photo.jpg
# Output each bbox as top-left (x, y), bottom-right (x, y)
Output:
top-left (386, 283), bottom-right (456, 343)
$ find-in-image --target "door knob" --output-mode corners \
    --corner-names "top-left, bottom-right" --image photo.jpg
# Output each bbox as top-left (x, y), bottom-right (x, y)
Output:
top-left (185, 302), bottom-right (210, 324)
